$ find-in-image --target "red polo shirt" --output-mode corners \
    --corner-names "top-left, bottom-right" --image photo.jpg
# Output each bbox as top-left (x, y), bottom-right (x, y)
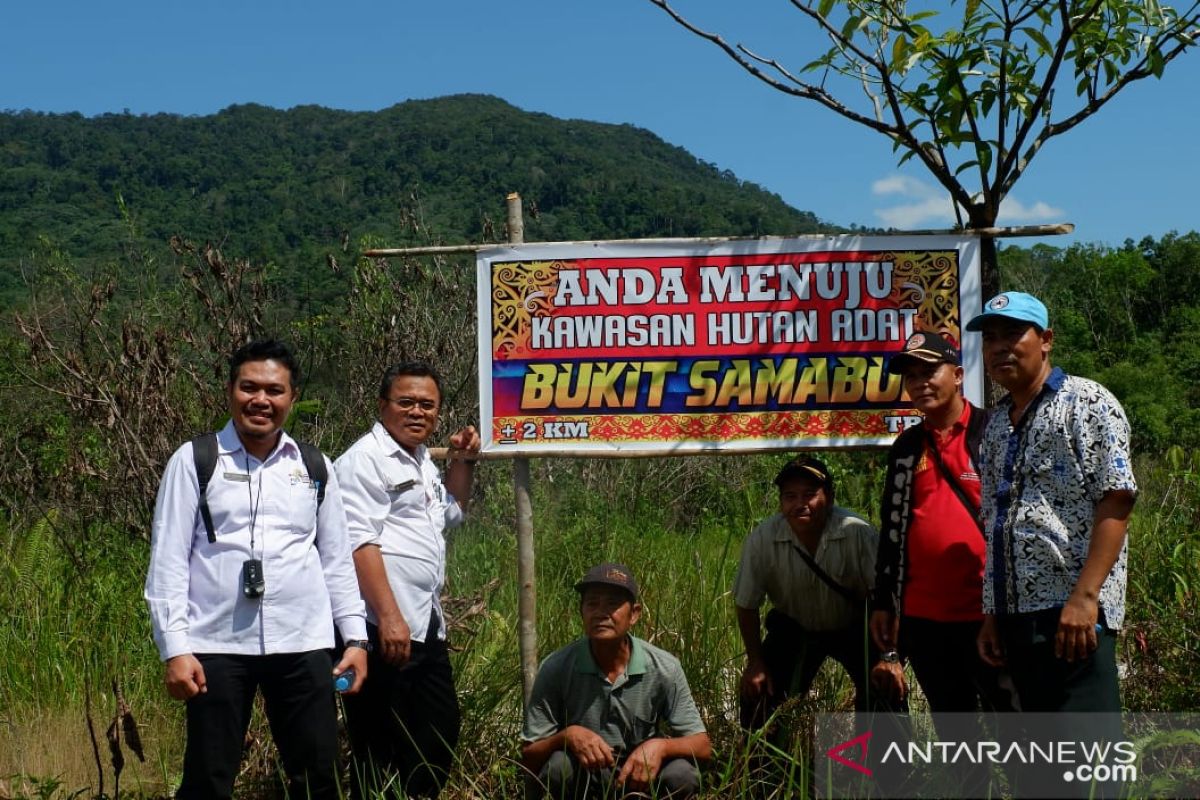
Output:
top-left (902, 402), bottom-right (986, 622)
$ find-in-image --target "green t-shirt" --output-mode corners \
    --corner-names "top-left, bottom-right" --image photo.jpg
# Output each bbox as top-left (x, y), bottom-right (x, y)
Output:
top-left (521, 635), bottom-right (706, 755)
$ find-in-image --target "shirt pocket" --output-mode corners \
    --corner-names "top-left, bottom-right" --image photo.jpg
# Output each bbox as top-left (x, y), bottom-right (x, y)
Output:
top-left (286, 480), bottom-right (320, 534)
top-left (630, 713), bottom-right (658, 743)
top-left (385, 472), bottom-right (424, 512)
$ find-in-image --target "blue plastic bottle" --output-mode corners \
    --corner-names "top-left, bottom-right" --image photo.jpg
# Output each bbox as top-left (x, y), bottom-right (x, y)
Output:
top-left (334, 667), bottom-right (356, 693)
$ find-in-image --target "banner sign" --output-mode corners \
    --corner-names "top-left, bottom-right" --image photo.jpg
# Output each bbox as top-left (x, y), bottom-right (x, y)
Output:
top-left (477, 236), bottom-right (982, 455)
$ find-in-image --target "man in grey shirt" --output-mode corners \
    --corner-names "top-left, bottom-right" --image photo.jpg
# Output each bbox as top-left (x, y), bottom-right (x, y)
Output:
top-left (735, 455), bottom-right (903, 730)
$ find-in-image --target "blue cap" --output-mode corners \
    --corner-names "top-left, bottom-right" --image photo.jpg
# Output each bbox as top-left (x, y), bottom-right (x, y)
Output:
top-left (965, 291), bottom-right (1049, 332)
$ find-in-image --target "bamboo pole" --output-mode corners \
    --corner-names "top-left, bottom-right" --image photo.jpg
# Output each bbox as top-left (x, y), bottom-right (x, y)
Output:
top-left (507, 193), bottom-right (539, 706)
top-left (361, 223), bottom-right (1074, 258)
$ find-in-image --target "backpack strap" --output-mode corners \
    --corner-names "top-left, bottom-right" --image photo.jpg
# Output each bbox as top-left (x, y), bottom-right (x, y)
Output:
top-left (191, 433), bottom-right (219, 544)
top-left (192, 433), bottom-right (327, 545)
top-left (298, 442), bottom-right (328, 509)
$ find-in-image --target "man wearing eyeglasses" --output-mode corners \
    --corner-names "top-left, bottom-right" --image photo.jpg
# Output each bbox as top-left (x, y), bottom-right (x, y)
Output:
top-left (334, 362), bottom-right (481, 799)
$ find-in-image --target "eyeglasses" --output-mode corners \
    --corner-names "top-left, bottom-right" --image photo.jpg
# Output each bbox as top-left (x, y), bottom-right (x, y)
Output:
top-left (388, 397), bottom-right (438, 412)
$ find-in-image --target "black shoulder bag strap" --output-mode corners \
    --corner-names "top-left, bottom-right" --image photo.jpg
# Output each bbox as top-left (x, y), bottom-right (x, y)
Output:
top-left (789, 541), bottom-right (860, 606)
top-left (924, 430), bottom-right (985, 535)
top-left (191, 432), bottom-right (219, 544)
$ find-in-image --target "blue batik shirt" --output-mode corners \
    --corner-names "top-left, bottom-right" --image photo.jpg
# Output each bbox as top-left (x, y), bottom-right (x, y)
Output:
top-left (979, 368), bottom-right (1137, 628)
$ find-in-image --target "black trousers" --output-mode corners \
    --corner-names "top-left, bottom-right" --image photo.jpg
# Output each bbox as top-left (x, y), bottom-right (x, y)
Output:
top-left (901, 617), bottom-right (1015, 797)
top-left (995, 610), bottom-right (1124, 798)
top-left (997, 608), bottom-right (1121, 714)
top-left (177, 650), bottom-right (339, 800)
top-left (343, 614), bottom-right (462, 800)
top-left (901, 616), bottom-right (1012, 714)
top-left (740, 608), bottom-right (902, 731)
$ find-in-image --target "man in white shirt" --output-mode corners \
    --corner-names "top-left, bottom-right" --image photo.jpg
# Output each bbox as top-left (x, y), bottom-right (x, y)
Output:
top-left (335, 361), bottom-right (480, 799)
top-left (144, 339), bottom-right (369, 800)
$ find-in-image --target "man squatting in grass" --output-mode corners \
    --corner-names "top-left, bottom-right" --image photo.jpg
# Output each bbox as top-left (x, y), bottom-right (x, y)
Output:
top-left (145, 339), bottom-right (369, 800)
top-left (969, 293), bottom-right (1136, 721)
top-left (521, 563), bottom-right (713, 799)
top-left (334, 362), bottom-right (480, 799)
top-left (735, 456), bottom-right (905, 734)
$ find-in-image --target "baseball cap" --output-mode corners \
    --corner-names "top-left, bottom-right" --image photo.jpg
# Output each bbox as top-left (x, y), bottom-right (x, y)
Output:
top-left (774, 455), bottom-right (835, 497)
top-left (965, 291), bottom-right (1049, 332)
top-left (886, 332), bottom-right (961, 375)
top-left (575, 562), bottom-right (638, 601)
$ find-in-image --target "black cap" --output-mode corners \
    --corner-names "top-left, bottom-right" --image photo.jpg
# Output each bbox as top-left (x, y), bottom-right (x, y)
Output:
top-left (886, 332), bottom-right (961, 375)
top-left (774, 455), bottom-right (835, 498)
top-left (574, 562), bottom-right (638, 601)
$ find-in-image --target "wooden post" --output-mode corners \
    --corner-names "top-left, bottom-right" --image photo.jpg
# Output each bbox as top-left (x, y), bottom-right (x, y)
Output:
top-left (508, 193), bottom-right (538, 704)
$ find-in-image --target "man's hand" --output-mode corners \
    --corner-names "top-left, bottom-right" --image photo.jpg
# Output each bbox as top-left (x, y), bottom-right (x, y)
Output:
top-left (333, 645), bottom-right (369, 695)
top-left (740, 657), bottom-right (773, 701)
top-left (563, 725), bottom-right (615, 771)
top-left (869, 610), bottom-right (899, 652)
top-left (448, 425), bottom-right (481, 457)
top-left (977, 614), bottom-right (1006, 667)
top-left (1057, 593), bottom-right (1100, 663)
top-left (165, 654), bottom-right (207, 701)
top-left (617, 738), bottom-right (667, 792)
top-left (870, 660), bottom-right (907, 705)
top-left (377, 610), bottom-right (413, 667)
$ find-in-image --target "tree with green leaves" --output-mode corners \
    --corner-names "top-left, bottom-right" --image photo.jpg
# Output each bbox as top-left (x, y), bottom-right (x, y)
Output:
top-left (650, 0), bottom-right (1200, 288)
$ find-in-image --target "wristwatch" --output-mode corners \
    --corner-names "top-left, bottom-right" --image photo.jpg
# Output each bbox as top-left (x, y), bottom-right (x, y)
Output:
top-left (344, 639), bottom-right (373, 653)
top-left (880, 650), bottom-right (901, 664)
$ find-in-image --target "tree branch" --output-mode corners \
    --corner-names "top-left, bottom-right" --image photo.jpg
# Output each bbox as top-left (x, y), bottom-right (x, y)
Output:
top-left (1004, 18), bottom-right (1199, 195)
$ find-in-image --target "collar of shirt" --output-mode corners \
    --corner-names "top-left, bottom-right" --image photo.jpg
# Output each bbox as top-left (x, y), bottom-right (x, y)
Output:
top-left (216, 419), bottom-right (299, 464)
top-left (770, 514), bottom-right (848, 547)
top-left (929, 399), bottom-right (972, 444)
top-left (999, 366), bottom-right (1067, 412)
top-left (574, 635), bottom-right (647, 680)
top-left (370, 420), bottom-right (428, 464)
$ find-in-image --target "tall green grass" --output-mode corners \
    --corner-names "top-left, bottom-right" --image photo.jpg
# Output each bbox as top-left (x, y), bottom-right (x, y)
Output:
top-left (1, 450), bottom-right (1197, 797)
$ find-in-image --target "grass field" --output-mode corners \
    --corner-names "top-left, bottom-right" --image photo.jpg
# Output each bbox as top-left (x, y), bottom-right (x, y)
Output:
top-left (2, 451), bottom-right (1197, 798)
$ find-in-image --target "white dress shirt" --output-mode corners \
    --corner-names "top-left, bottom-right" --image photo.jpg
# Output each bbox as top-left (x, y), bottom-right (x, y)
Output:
top-left (334, 421), bottom-right (465, 642)
top-left (145, 421), bottom-right (367, 661)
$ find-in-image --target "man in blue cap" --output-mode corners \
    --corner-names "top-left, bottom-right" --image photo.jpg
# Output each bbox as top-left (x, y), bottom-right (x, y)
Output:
top-left (966, 291), bottom-right (1137, 714)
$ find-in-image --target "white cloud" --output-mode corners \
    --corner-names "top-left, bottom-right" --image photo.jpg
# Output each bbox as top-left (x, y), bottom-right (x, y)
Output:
top-left (871, 174), bottom-right (956, 228)
top-left (869, 174), bottom-right (1066, 229)
top-left (871, 175), bottom-right (923, 196)
top-left (995, 198), bottom-right (1066, 225)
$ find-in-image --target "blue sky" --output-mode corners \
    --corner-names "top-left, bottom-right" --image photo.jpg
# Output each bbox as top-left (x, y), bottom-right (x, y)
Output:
top-left (5, 0), bottom-right (1197, 248)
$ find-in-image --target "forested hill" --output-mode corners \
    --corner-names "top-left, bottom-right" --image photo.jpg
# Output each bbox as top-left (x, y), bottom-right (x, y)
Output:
top-left (0, 94), bottom-right (825, 306)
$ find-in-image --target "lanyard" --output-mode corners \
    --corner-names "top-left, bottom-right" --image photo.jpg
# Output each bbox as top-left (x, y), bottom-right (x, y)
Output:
top-left (244, 453), bottom-right (263, 557)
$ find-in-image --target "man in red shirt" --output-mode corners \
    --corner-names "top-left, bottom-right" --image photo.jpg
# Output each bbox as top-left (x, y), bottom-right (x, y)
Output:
top-left (871, 332), bottom-right (1009, 721)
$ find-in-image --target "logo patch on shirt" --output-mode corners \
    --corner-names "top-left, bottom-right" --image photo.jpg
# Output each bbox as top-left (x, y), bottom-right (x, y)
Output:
top-left (289, 468), bottom-right (313, 487)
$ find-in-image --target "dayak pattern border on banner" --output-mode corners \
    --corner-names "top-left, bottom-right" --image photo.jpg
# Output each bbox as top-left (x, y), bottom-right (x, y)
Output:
top-left (492, 409), bottom-right (926, 448)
